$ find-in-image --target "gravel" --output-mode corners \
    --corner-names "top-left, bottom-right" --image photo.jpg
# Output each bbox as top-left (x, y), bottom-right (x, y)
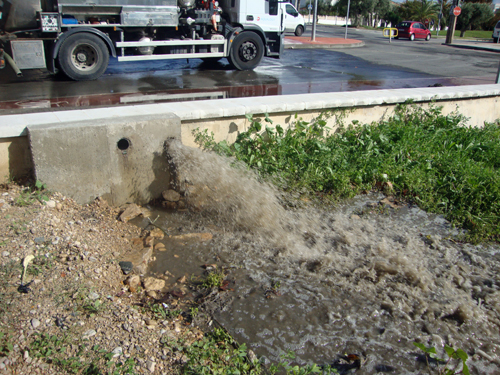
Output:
top-left (0, 183), bottom-right (204, 374)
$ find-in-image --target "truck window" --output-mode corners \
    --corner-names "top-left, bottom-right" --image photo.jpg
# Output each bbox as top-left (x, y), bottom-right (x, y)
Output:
top-left (268, 0), bottom-right (278, 15)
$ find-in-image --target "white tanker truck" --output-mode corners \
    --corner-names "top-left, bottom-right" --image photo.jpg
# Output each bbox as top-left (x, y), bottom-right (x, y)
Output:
top-left (0, 0), bottom-right (285, 80)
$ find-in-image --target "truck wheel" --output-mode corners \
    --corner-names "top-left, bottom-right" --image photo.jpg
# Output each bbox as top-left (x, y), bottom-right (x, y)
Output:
top-left (295, 25), bottom-right (304, 37)
top-left (58, 33), bottom-right (109, 81)
top-left (228, 31), bottom-right (264, 71)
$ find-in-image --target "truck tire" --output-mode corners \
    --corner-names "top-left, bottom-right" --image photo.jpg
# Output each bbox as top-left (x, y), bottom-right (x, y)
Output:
top-left (58, 33), bottom-right (109, 81)
top-left (228, 31), bottom-right (264, 71)
top-left (295, 25), bottom-right (304, 36)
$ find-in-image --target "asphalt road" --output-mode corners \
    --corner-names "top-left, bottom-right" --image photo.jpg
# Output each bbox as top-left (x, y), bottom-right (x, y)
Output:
top-left (0, 25), bottom-right (498, 114)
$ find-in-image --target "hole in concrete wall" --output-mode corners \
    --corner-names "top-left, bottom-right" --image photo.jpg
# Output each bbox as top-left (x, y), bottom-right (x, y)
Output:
top-left (117, 138), bottom-right (131, 151)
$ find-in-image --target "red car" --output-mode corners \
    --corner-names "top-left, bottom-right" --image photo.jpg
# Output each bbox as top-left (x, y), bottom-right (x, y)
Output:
top-left (396, 21), bottom-right (432, 41)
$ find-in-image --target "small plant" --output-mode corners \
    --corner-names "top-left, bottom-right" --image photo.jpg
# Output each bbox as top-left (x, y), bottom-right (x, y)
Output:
top-left (82, 299), bottom-right (104, 316)
top-left (413, 342), bottom-right (470, 375)
top-left (144, 302), bottom-right (182, 320)
top-left (0, 332), bottom-right (13, 357)
top-left (200, 269), bottom-right (227, 289)
top-left (15, 180), bottom-right (50, 206)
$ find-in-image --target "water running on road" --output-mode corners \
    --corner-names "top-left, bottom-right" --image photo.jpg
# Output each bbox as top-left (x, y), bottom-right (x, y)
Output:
top-left (146, 141), bottom-right (500, 374)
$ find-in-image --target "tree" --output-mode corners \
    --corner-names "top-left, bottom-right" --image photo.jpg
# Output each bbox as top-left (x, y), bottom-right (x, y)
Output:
top-left (397, 0), bottom-right (440, 24)
top-left (333, 0), bottom-right (376, 26)
top-left (456, 2), bottom-right (494, 36)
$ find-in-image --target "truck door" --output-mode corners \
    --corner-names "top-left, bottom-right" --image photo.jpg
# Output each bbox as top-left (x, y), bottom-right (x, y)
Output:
top-left (244, 0), bottom-right (282, 32)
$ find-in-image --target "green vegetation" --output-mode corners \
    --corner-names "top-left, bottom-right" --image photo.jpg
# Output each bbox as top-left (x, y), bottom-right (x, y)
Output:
top-left (194, 105), bottom-right (500, 242)
top-left (30, 334), bottom-right (135, 374)
top-left (414, 342), bottom-right (469, 375)
top-left (433, 30), bottom-right (493, 39)
top-left (0, 332), bottom-right (13, 357)
top-left (166, 327), bottom-right (336, 375)
top-left (15, 180), bottom-right (50, 206)
top-left (200, 269), bottom-right (227, 289)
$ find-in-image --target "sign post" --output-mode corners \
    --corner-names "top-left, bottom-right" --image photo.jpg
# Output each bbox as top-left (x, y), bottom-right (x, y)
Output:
top-left (445, 1), bottom-right (461, 44)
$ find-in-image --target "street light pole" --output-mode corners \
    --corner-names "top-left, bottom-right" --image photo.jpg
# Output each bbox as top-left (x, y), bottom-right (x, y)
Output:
top-left (345, 0), bottom-right (351, 39)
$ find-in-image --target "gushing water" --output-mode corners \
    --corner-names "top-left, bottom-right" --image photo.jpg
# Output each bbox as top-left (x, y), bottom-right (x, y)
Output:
top-left (155, 141), bottom-right (500, 373)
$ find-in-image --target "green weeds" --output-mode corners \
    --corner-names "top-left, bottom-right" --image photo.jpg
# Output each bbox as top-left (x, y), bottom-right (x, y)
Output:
top-left (414, 342), bottom-right (469, 375)
top-left (194, 105), bottom-right (500, 242)
top-left (15, 180), bottom-right (50, 206)
top-left (0, 332), bottom-right (13, 357)
top-left (30, 334), bottom-right (136, 374)
top-left (200, 269), bottom-right (226, 289)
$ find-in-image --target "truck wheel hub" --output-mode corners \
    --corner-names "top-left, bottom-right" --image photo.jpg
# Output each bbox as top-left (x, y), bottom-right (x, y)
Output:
top-left (240, 41), bottom-right (257, 61)
top-left (76, 52), bottom-right (87, 63)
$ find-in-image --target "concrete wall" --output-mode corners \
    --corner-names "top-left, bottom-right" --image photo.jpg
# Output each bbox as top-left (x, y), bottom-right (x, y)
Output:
top-left (1, 84), bottom-right (499, 204)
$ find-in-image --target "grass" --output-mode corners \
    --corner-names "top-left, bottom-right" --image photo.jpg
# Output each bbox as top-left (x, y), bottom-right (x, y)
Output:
top-left (414, 342), bottom-right (469, 375)
top-left (432, 29), bottom-right (493, 39)
top-left (30, 333), bottom-right (136, 374)
top-left (165, 327), bottom-right (337, 375)
top-left (15, 180), bottom-right (50, 206)
top-left (194, 105), bottom-right (500, 243)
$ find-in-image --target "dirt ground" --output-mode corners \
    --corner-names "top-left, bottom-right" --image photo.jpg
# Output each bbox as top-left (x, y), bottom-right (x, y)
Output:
top-left (0, 182), bottom-right (207, 374)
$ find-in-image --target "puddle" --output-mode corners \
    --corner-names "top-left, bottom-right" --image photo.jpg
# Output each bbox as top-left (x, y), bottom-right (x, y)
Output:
top-left (136, 141), bottom-right (500, 373)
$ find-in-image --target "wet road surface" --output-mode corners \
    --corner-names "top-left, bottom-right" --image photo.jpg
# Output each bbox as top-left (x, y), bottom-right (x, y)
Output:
top-left (0, 25), bottom-right (498, 114)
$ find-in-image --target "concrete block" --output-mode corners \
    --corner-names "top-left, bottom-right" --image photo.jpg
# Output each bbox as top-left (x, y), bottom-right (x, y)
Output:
top-left (28, 113), bottom-right (181, 206)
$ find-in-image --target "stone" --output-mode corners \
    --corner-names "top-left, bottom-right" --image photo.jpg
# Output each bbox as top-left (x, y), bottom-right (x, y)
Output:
top-left (162, 190), bottom-right (181, 202)
top-left (119, 261), bottom-right (134, 275)
top-left (146, 360), bottom-right (156, 373)
top-left (143, 277), bottom-right (165, 292)
top-left (82, 329), bottom-right (97, 339)
top-left (144, 236), bottom-right (154, 248)
top-left (177, 275), bottom-right (187, 284)
top-left (146, 291), bottom-right (158, 299)
top-left (125, 275), bottom-right (141, 290)
top-left (112, 347), bottom-right (123, 358)
top-left (31, 318), bottom-right (40, 329)
top-left (154, 243), bottom-right (166, 251)
top-left (46, 200), bottom-right (56, 208)
top-left (88, 292), bottom-right (100, 301)
top-left (2, 251), bottom-right (9, 257)
top-left (119, 204), bottom-right (143, 223)
top-left (149, 227), bottom-right (164, 239)
top-left (34, 237), bottom-right (45, 244)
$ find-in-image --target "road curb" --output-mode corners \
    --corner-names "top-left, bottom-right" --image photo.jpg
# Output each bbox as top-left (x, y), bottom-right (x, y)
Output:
top-left (443, 43), bottom-right (500, 53)
top-left (284, 41), bottom-right (365, 50)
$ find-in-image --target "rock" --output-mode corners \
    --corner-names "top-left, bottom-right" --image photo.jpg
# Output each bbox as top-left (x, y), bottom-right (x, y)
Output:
top-left (154, 243), bottom-right (166, 251)
top-left (169, 233), bottom-right (213, 243)
top-left (162, 190), bottom-right (181, 202)
top-left (145, 319), bottom-right (157, 327)
top-left (56, 202), bottom-right (63, 211)
top-left (143, 277), bottom-right (165, 292)
top-left (88, 292), bottom-right (100, 301)
top-left (146, 291), bottom-right (158, 299)
top-left (144, 236), bottom-right (154, 248)
top-left (82, 329), bottom-right (97, 339)
top-left (122, 323), bottom-right (132, 332)
top-left (2, 251), bottom-right (9, 257)
top-left (149, 228), bottom-right (164, 239)
top-left (34, 237), bottom-right (45, 244)
top-left (146, 360), bottom-right (156, 373)
top-left (248, 350), bottom-right (258, 363)
top-left (350, 214), bottom-right (361, 220)
top-left (130, 237), bottom-right (144, 250)
top-left (125, 275), bottom-right (141, 290)
top-left (177, 275), bottom-right (187, 284)
top-left (31, 318), bottom-right (40, 329)
top-left (119, 204), bottom-right (143, 223)
top-left (111, 347), bottom-right (123, 358)
top-left (119, 261), bottom-right (134, 275)
top-left (46, 200), bottom-right (56, 208)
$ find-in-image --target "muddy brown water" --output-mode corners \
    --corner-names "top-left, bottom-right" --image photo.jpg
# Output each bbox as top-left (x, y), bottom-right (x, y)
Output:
top-left (138, 141), bottom-right (500, 374)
